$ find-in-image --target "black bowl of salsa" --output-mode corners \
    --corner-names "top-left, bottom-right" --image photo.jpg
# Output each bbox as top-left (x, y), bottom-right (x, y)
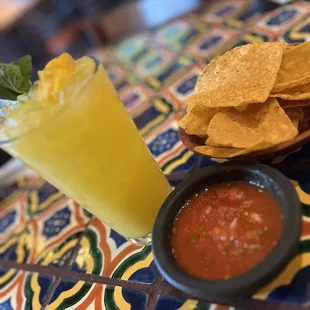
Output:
top-left (152, 162), bottom-right (301, 299)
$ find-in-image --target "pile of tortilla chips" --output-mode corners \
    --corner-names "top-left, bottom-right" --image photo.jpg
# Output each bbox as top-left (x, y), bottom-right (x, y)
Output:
top-left (179, 42), bottom-right (310, 158)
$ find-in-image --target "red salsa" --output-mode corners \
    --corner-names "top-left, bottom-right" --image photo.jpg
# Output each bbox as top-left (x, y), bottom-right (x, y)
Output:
top-left (171, 183), bottom-right (283, 280)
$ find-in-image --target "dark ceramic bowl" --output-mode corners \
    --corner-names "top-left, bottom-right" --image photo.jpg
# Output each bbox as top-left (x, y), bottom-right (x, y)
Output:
top-left (152, 162), bottom-right (302, 299)
top-left (179, 127), bottom-right (310, 161)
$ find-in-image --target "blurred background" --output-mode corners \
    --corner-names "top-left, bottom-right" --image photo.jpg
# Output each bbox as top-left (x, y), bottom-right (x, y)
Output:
top-left (0, 0), bottom-right (208, 77)
top-left (0, 0), bottom-right (284, 76)
top-left (0, 0), bottom-right (295, 166)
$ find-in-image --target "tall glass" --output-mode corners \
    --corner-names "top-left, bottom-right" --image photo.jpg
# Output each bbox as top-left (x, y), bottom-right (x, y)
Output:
top-left (0, 64), bottom-right (171, 245)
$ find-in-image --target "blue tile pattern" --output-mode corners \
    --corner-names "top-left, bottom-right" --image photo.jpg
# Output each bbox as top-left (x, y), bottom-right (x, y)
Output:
top-left (0, 1), bottom-right (309, 310)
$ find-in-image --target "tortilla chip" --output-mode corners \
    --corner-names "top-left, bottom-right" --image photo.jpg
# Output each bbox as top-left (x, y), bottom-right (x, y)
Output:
top-left (187, 43), bottom-right (283, 108)
top-left (195, 141), bottom-right (276, 159)
top-left (178, 114), bottom-right (188, 129)
top-left (179, 106), bottom-right (221, 137)
top-left (206, 99), bottom-right (298, 148)
top-left (279, 43), bottom-right (295, 52)
top-left (195, 145), bottom-right (247, 158)
top-left (270, 83), bottom-right (310, 100)
top-left (205, 137), bottom-right (222, 147)
top-left (187, 101), bottom-right (196, 113)
top-left (277, 98), bottom-right (310, 108)
top-left (272, 42), bottom-right (310, 93)
top-left (235, 104), bottom-right (249, 112)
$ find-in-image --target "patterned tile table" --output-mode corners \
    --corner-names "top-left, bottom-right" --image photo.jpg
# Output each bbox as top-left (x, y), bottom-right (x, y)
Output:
top-left (1, 0), bottom-right (310, 309)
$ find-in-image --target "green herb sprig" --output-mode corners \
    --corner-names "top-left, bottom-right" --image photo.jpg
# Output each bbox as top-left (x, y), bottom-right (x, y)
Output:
top-left (0, 55), bottom-right (32, 100)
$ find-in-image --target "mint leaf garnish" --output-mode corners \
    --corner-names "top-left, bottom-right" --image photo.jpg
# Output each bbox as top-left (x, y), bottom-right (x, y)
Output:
top-left (0, 55), bottom-right (32, 100)
top-left (12, 55), bottom-right (32, 80)
top-left (0, 86), bottom-right (19, 100)
top-left (0, 65), bottom-right (30, 93)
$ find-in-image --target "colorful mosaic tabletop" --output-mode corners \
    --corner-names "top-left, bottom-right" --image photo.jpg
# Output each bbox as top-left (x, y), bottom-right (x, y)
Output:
top-left (1, 0), bottom-right (310, 309)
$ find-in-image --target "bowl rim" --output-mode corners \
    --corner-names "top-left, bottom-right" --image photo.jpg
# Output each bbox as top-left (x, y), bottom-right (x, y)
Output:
top-left (178, 127), bottom-right (310, 161)
top-left (152, 162), bottom-right (302, 298)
